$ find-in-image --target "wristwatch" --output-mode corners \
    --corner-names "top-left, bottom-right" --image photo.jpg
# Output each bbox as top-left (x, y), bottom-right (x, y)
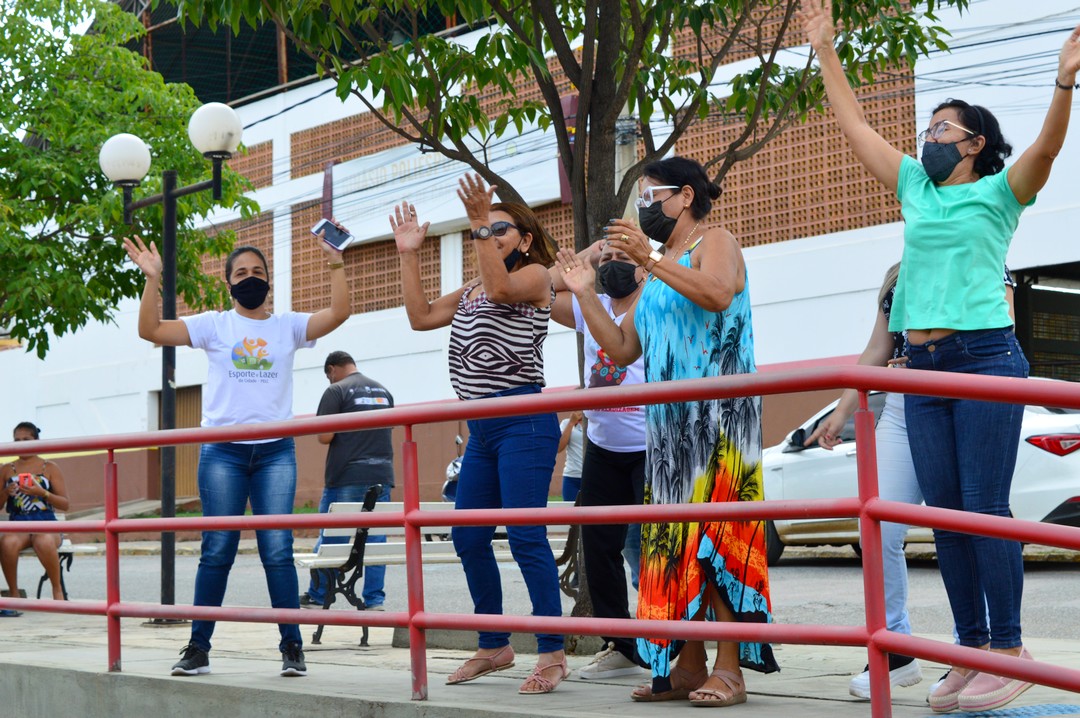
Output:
top-left (470, 225), bottom-right (493, 240)
top-left (645, 249), bottom-right (663, 272)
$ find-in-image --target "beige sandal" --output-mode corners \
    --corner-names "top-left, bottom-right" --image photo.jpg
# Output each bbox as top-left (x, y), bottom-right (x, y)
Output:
top-left (689, 668), bottom-right (747, 708)
top-left (631, 665), bottom-right (709, 702)
top-left (445, 645), bottom-right (515, 685)
top-left (518, 658), bottom-right (570, 694)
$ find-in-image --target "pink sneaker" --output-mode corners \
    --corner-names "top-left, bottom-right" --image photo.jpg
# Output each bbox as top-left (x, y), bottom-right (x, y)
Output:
top-left (928, 668), bottom-right (980, 713)
top-left (957, 648), bottom-right (1035, 712)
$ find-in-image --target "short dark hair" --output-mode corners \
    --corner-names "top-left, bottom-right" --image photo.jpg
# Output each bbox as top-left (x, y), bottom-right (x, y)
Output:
top-left (324, 350), bottom-right (356, 374)
top-left (224, 246), bottom-right (269, 284)
top-left (14, 421), bottom-right (40, 440)
top-left (932, 99), bottom-right (1012, 177)
top-left (641, 156), bottom-right (722, 220)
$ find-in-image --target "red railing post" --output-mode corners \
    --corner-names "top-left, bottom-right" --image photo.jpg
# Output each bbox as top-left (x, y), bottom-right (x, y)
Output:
top-left (402, 425), bottom-right (428, 700)
top-left (855, 390), bottom-right (891, 717)
top-left (105, 449), bottom-right (122, 672)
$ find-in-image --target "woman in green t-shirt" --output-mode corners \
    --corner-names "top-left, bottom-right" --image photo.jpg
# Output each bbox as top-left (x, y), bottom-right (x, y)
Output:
top-left (801, 1), bottom-right (1080, 713)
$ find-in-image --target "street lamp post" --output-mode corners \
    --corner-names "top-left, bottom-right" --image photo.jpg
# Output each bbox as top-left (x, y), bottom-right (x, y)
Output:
top-left (99, 103), bottom-right (243, 613)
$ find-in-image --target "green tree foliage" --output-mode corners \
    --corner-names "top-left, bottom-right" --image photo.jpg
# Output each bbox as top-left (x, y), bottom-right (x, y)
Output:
top-left (172, 0), bottom-right (965, 248)
top-left (0, 0), bottom-right (258, 357)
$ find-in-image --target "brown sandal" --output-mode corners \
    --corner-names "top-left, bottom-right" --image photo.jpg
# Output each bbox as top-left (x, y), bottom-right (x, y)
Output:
top-left (689, 668), bottom-right (747, 708)
top-left (446, 645), bottom-right (516, 685)
top-left (631, 665), bottom-right (709, 702)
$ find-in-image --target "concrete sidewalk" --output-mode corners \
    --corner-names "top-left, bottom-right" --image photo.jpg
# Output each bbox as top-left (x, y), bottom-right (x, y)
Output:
top-left (2, 611), bottom-right (1080, 717)
top-left (3, 538), bottom-right (1079, 717)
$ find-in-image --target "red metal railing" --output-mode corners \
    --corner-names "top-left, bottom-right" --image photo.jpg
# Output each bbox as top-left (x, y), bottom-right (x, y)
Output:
top-left (3, 365), bottom-right (1080, 716)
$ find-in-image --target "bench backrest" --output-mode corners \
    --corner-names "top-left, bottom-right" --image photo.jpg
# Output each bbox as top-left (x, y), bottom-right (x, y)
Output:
top-left (321, 501), bottom-right (575, 540)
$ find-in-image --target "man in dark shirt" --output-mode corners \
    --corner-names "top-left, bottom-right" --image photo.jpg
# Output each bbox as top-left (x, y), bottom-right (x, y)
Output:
top-left (300, 351), bottom-right (395, 610)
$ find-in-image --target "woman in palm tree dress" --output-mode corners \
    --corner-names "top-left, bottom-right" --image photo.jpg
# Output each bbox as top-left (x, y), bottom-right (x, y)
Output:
top-left (559, 156), bottom-right (777, 706)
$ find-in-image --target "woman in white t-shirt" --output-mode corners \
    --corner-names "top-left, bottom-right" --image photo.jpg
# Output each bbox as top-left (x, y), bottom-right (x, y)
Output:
top-left (123, 230), bottom-right (350, 679)
top-left (551, 242), bottom-right (649, 681)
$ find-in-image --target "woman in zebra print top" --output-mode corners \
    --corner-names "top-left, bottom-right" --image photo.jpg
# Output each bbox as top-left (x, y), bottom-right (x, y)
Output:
top-left (391, 174), bottom-right (570, 695)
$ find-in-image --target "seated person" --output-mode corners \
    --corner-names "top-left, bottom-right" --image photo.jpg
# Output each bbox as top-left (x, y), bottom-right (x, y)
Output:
top-left (1, 422), bottom-right (69, 602)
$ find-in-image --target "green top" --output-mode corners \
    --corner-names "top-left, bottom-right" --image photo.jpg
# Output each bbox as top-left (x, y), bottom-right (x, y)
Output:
top-left (889, 155), bottom-right (1034, 333)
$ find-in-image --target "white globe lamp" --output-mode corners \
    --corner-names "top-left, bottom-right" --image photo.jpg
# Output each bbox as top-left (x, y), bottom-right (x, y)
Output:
top-left (98, 133), bottom-right (151, 186)
top-left (187, 102), bottom-right (243, 159)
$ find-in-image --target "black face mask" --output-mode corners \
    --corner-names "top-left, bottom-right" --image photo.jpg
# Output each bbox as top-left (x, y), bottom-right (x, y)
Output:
top-left (598, 260), bottom-right (641, 299)
top-left (230, 276), bottom-right (270, 310)
top-left (638, 201), bottom-right (679, 243)
top-left (921, 141), bottom-right (965, 183)
top-left (503, 248), bottom-right (522, 272)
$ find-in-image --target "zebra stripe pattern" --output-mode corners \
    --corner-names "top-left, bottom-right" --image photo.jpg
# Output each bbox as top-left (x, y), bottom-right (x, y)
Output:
top-left (448, 288), bottom-right (551, 400)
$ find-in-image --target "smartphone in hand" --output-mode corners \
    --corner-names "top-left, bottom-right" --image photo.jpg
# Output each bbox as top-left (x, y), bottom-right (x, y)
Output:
top-left (311, 218), bottom-right (355, 251)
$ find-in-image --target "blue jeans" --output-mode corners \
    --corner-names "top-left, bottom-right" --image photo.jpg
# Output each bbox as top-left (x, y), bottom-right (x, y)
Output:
top-left (561, 476), bottom-right (581, 502)
top-left (904, 328), bottom-right (1028, 649)
top-left (453, 385), bottom-right (563, 653)
top-left (875, 392), bottom-right (922, 636)
top-left (306, 483), bottom-right (391, 607)
top-left (190, 438), bottom-right (302, 652)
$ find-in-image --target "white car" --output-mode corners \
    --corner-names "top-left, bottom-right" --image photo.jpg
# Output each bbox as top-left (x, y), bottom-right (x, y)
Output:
top-left (762, 390), bottom-right (1080, 565)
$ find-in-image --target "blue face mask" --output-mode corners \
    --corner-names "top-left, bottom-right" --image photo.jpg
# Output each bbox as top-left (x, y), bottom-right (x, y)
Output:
top-left (921, 141), bottom-right (964, 183)
top-left (503, 249), bottom-right (521, 272)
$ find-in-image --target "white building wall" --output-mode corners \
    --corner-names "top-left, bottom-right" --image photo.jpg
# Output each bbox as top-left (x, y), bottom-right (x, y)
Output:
top-left (2, 0), bottom-right (1079, 439)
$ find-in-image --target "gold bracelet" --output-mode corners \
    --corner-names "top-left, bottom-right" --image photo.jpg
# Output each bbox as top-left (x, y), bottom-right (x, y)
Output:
top-left (327, 261), bottom-right (345, 269)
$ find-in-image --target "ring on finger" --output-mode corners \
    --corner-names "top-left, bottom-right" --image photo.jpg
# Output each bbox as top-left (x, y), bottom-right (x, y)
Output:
top-left (620, 234), bottom-right (629, 241)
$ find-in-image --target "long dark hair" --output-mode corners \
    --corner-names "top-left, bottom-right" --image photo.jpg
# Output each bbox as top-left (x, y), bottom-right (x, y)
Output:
top-left (641, 156), bottom-right (722, 220)
top-left (491, 202), bottom-right (558, 269)
top-left (933, 99), bottom-right (1012, 177)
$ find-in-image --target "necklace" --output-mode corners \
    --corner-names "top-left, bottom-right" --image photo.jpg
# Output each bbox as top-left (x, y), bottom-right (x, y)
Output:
top-left (669, 221), bottom-right (701, 258)
top-left (650, 222), bottom-right (701, 281)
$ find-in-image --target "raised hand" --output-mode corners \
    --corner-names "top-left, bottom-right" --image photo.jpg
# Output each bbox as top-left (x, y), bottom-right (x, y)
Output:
top-left (1059, 23), bottom-right (1080, 85)
top-left (122, 235), bottom-right (162, 280)
top-left (555, 248), bottom-right (596, 296)
top-left (603, 219), bottom-right (652, 266)
top-left (317, 217), bottom-right (348, 262)
top-left (389, 200), bottom-right (430, 253)
top-left (798, 0), bottom-right (836, 53)
top-left (456, 173), bottom-right (497, 223)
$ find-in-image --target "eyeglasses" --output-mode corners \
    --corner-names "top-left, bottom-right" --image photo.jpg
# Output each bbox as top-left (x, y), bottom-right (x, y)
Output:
top-left (917, 120), bottom-right (976, 146)
top-left (490, 221), bottom-right (520, 237)
top-left (634, 185), bottom-right (681, 209)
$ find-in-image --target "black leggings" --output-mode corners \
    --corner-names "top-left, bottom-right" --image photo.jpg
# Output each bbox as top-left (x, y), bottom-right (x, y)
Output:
top-left (580, 443), bottom-right (646, 662)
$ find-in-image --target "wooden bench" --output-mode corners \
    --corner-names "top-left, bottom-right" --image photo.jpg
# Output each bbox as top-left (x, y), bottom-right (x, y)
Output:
top-left (293, 494), bottom-right (579, 645)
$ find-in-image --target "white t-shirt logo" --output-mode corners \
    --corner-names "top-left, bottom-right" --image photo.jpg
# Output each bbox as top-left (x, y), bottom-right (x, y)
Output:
top-left (231, 336), bottom-right (274, 370)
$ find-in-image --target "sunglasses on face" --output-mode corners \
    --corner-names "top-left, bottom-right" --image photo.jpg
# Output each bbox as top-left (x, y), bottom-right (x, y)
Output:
top-left (634, 185), bottom-right (681, 209)
top-left (490, 221), bottom-right (520, 237)
top-left (917, 120), bottom-right (976, 146)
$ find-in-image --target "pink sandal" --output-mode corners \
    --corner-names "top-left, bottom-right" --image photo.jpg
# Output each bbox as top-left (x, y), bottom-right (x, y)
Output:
top-left (519, 658), bottom-right (570, 694)
top-left (446, 645), bottom-right (515, 685)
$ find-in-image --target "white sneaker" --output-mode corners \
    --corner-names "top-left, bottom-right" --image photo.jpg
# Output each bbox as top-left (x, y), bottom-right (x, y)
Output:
top-left (849, 655), bottom-right (923, 699)
top-left (578, 642), bottom-right (644, 680)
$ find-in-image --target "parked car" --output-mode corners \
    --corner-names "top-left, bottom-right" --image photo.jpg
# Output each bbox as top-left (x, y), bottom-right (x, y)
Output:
top-left (762, 390), bottom-right (1080, 565)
